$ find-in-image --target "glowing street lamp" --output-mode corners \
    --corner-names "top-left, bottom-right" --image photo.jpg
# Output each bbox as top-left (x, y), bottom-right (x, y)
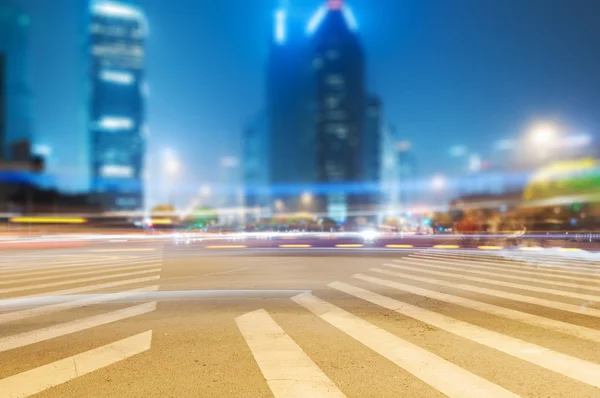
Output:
top-left (528, 122), bottom-right (559, 148)
top-left (301, 192), bottom-right (313, 205)
top-left (431, 175), bottom-right (446, 190)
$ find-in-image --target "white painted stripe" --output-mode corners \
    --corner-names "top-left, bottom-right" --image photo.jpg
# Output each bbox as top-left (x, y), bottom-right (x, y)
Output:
top-left (0, 285), bottom-right (159, 325)
top-left (1, 275), bottom-right (160, 303)
top-left (0, 259), bottom-right (162, 278)
top-left (352, 274), bottom-right (600, 344)
top-left (292, 293), bottom-right (518, 398)
top-left (0, 263), bottom-right (162, 286)
top-left (0, 268), bottom-right (161, 295)
top-left (236, 309), bottom-right (345, 398)
top-left (401, 255), bottom-right (600, 284)
top-left (369, 268), bottom-right (600, 318)
top-left (0, 257), bottom-right (163, 274)
top-left (0, 302), bottom-right (156, 353)
top-left (0, 330), bottom-right (152, 398)
top-left (330, 281), bottom-right (600, 389)
top-left (399, 258), bottom-right (600, 292)
top-left (413, 253), bottom-right (600, 276)
top-left (382, 263), bottom-right (600, 302)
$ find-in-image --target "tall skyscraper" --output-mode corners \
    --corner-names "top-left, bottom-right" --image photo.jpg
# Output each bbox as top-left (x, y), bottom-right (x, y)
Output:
top-left (267, 5), bottom-right (315, 212)
top-left (307, 0), bottom-right (366, 221)
top-left (88, 1), bottom-right (147, 210)
top-left (0, 3), bottom-right (33, 161)
top-left (0, 54), bottom-right (5, 161)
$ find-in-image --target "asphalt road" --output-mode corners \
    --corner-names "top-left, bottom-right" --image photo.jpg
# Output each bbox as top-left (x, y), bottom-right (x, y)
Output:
top-left (0, 244), bottom-right (600, 397)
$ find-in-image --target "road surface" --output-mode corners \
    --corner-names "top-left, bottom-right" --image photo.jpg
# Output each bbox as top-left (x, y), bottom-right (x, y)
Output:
top-left (0, 243), bottom-right (599, 397)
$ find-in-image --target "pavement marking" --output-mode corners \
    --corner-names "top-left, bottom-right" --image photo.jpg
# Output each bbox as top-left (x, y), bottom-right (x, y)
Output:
top-left (0, 285), bottom-right (159, 325)
top-left (278, 244), bottom-right (313, 248)
top-left (412, 252), bottom-right (600, 277)
top-left (0, 330), bottom-right (152, 398)
top-left (400, 256), bottom-right (600, 284)
top-left (0, 256), bottom-right (163, 274)
top-left (2, 275), bottom-right (161, 303)
top-left (335, 244), bottom-right (364, 248)
top-left (0, 263), bottom-right (162, 286)
top-left (385, 244), bottom-right (414, 248)
top-left (292, 292), bottom-right (518, 398)
top-left (397, 258), bottom-right (600, 293)
top-left (381, 263), bottom-right (600, 302)
top-left (205, 245), bottom-right (247, 249)
top-left (0, 268), bottom-right (161, 296)
top-left (88, 248), bottom-right (157, 252)
top-left (330, 281), bottom-right (600, 389)
top-left (433, 245), bottom-right (460, 249)
top-left (236, 309), bottom-right (346, 398)
top-left (478, 246), bottom-right (503, 250)
top-left (369, 268), bottom-right (600, 318)
top-left (352, 274), bottom-right (600, 344)
top-left (0, 302), bottom-right (156, 353)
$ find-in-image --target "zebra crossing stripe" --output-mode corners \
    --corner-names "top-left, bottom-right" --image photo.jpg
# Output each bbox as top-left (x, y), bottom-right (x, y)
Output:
top-left (352, 274), bottom-right (600, 344)
top-left (236, 309), bottom-right (346, 398)
top-left (329, 281), bottom-right (600, 389)
top-left (0, 330), bottom-right (152, 398)
top-left (292, 292), bottom-right (519, 398)
top-left (370, 267), bottom-right (600, 318)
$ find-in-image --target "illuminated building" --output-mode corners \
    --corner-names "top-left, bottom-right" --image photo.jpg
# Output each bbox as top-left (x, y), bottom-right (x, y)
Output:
top-left (308, 0), bottom-right (366, 221)
top-left (0, 4), bottom-right (32, 161)
top-left (267, 5), bottom-right (315, 212)
top-left (88, 1), bottom-right (148, 210)
top-left (243, 111), bottom-right (270, 217)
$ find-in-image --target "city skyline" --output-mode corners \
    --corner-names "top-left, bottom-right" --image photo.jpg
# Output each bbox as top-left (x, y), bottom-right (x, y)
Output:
top-left (11, 0), bottom-right (600, 204)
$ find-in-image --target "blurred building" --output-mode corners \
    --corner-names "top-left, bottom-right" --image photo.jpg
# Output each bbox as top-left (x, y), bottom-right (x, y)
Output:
top-left (362, 95), bottom-right (381, 215)
top-left (88, 1), bottom-right (147, 210)
top-left (380, 124), bottom-right (399, 217)
top-left (243, 111), bottom-right (270, 216)
top-left (0, 4), bottom-right (33, 160)
top-left (308, 0), bottom-right (367, 221)
top-left (267, 5), bottom-right (315, 212)
top-left (397, 140), bottom-right (417, 210)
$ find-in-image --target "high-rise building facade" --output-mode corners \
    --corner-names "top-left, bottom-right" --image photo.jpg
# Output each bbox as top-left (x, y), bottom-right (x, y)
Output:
top-left (243, 111), bottom-right (270, 214)
top-left (88, 1), bottom-right (147, 210)
top-left (0, 4), bottom-right (32, 161)
top-left (267, 6), bottom-right (315, 212)
top-left (307, 0), bottom-right (366, 221)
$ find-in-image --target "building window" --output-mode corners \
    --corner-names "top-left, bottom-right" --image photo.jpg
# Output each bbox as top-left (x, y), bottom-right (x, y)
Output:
top-left (325, 74), bottom-right (344, 87)
top-left (313, 57), bottom-right (323, 69)
top-left (326, 96), bottom-right (339, 109)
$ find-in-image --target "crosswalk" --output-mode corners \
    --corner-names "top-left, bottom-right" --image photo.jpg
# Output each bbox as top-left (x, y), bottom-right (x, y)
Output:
top-left (0, 248), bottom-right (162, 398)
top-left (236, 249), bottom-right (600, 397)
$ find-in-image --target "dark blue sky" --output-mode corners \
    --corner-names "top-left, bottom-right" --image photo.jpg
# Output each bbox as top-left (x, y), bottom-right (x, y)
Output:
top-left (18, 0), bottom-right (600, 196)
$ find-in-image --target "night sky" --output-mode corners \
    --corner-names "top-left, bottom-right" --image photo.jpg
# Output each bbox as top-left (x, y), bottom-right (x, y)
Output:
top-left (16, 0), bottom-right (600, 203)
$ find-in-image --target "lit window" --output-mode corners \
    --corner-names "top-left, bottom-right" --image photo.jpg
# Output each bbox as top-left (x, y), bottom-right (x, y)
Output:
top-left (97, 117), bottom-right (134, 130)
top-left (325, 74), bottom-right (344, 87)
top-left (326, 50), bottom-right (339, 60)
top-left (313, 57), bottom-right (324, 69)
top-left (326, 96), bottom-right (339, 108)
top-left (100, 70), bottom-right (135, 84)
top-left (100, 165), bottom-right (134, 178)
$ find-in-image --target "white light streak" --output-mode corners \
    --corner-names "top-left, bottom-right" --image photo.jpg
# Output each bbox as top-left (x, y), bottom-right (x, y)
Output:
top-left (307, 5), bottom-right (328, 34)
top-left (342, 5), bottom-right (358, 31)
top-left (275, 9), bottom-right (286, 44)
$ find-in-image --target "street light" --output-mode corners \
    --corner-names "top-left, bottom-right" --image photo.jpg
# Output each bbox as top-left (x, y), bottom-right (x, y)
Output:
top-left (301, 192), bottom-right (313, 206)
top-left (274, 199), bottom-right (285, 212)
top-left (431, 175), bottom-right (446, 190)
top-left (528, 122), bottom-right (559, 148)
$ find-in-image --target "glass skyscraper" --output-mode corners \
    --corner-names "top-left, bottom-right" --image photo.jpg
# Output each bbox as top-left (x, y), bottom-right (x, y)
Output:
top-left (0, 4), bottom-right (33, 161)
top-left (88, 1), bottom-right (147, 210)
